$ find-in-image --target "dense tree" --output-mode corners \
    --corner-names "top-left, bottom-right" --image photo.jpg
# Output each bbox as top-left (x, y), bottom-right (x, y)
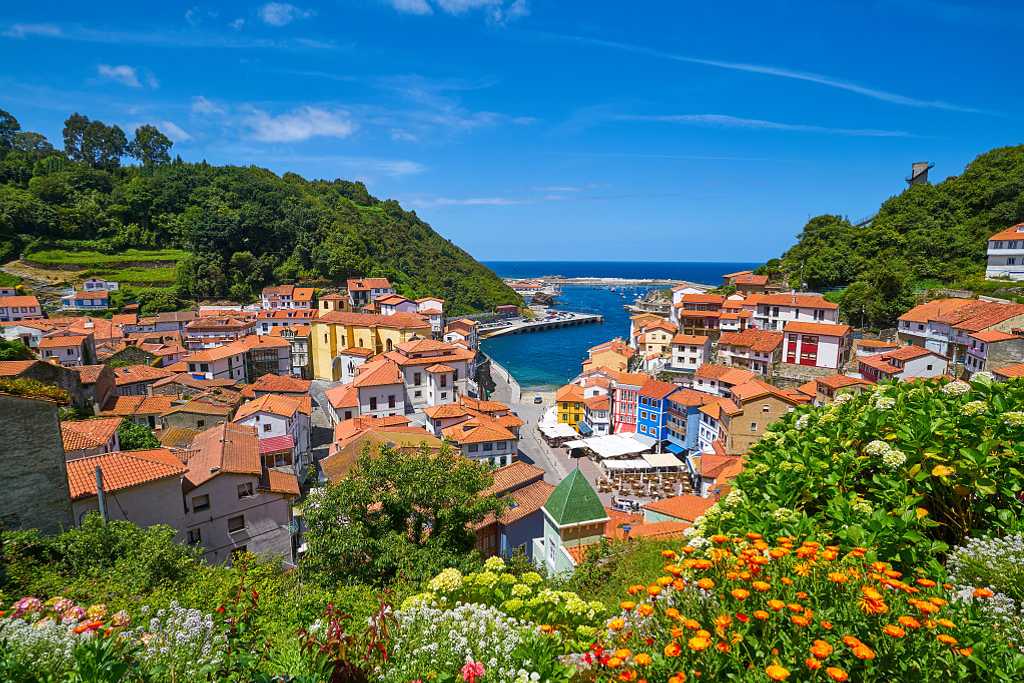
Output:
top-left (62, 113), bottom-right (127, 170)
top-left (0, 339), bottom-right (33, 360)
top-left (302, 445), bottom-right (504, 585)
top-left (116, 420), bottom-right (161, 450)
top-left (126, 125), bottom-right (173, 167)
top-left (0, 109), bottom-right (20, 150)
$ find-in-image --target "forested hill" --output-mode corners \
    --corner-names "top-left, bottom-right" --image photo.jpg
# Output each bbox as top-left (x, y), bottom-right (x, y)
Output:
top-left (758, 145), bottom-right (1024, 327)
top-left (0, 109), bottom-right (519, 315)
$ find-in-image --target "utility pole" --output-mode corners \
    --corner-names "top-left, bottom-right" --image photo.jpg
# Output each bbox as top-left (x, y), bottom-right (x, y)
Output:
top-left (95, 466), bottom-right (108, 523)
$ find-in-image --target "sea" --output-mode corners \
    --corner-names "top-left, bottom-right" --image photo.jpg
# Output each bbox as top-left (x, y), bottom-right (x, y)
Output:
top-left (480, 261), bottom-right (760, 388)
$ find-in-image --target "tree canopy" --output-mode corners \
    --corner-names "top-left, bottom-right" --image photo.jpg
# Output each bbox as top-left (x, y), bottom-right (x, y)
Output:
top-left (302, 444), bottom-right (504, 586)
top-left (0, 108), bottom-right (519, 314)
top-left (761, 145), bottom-right (1024, 326)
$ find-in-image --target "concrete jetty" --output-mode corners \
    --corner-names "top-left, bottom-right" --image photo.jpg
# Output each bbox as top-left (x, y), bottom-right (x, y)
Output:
top-left (478, 310), bottom-right (603, 338)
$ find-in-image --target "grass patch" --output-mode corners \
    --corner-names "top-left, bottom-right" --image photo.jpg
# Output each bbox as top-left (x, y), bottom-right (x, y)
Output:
top-left (86, 266), bottom-right (178, 285)
top-left (562, 538), bottom-right (680, 610)
top-left (25, 248), bottom-right (188, 267)
top-left (0, 271), bottom-right (22, 288)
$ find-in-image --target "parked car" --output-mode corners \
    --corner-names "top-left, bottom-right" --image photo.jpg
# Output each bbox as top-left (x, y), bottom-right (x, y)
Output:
top-left (533, 396), bottom-right (543, 404)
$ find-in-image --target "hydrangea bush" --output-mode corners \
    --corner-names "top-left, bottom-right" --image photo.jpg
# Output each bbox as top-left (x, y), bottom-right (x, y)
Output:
top-left (693, 376), bottom-right (1024, 568)
top-left (403, 557), bottom-right (607, 642)
top-left (947, 534), bottom-right (1024, 652)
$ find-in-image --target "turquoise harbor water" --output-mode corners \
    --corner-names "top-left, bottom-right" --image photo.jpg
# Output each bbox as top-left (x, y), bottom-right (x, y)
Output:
top-left (480, 261), bottom-right (759, 388)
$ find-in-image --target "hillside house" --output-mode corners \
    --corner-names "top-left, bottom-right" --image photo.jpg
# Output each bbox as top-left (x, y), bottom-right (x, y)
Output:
top-left (38, 331), bottom-right (96, 367)
top-left (442, 417), bottom-right (518, 467)
top-left (61, 290), bottom-right (109, 310)
top-left (346, 277), bottom-right (394, 308)
top-left (985, 223), bottom-right (1024, 280)
top-left (717, 329), bottom-right (784, 375)
top-left (0, 295), bottom-right (43, 322)
top-left (60, 417), bottom-right (123, 460)
top-left (475, 462), bottom-right (553, 562)
top-left (858, 346), bottom-right (949, 383)
top-left (669, 334), bottom-right (710, 373)
top-left (782, 321), bottom-right (852, 370)
top-left (965, 330), bottom-right (1024, 376)
top-left (233, 393), bottom-right (312, 479)
top-left (753, 293), bottom-right (839, 331)
top-left (261, 284), bottom-right (315, 310)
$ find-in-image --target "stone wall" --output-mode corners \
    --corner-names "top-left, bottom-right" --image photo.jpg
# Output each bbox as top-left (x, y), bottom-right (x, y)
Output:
top-left (0, 394), bottom-right (73, 533)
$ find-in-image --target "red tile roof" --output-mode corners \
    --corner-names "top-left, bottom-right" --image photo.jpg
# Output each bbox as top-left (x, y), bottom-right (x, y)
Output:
top-left (667, 388), bottom-right (710, 407)
top-left (638, 378), bottom-right (678, 400)
top-left (0, 360), bottom-right (38, 376)
top-left (234, 393), bottom-right (311, 420)
top-left (265, 468), bottom-right (300, 496)
top-left (325, 383), bottom-right (359, 409)
top-left (817, 374), bottom-right (872, 390)
top-left (184, 422), bottom-right (261, 489)
top-left (346, 277), bottom-right (392, 291)
top-left (970, 330), bottom-right (1021, 343)
top-left (556, 383), bottom-right (585, 402)
top-left (681, 293), bottom-right (726, 305)
top-left (240, 373), bottom-right (311, 397)
top-left (100, 395), bottom-right (176, 417)
top-left (882, 345), bottom-right (938, 361)
top-left (482, 460), bottom-right (546, 497)
top-left (718, 329), bottom-right (784, 353)
top-left (259, 434), bottom-right (295, 454)
top-left (352, 358), bottom-right (404, 387)
top-left (672, 333), bottom-right (709, 345)
top-left (442, 417), bottom-right (515, 445)
top-left (988, 223), bottom-right (1024, 241)
top-left (898, 298), bottom-right (976, 324)
top-left (317, 310), bottom-right (430, 329)
top-left (642, 494), bottom-right (717, 522)
top-left (61, 417), bottom-right (123, 452)
top-left (694, 364), bottom-right (756, 385)
top-left (784, 321), bottom-right (851, 337)
top-left (66, 448), bottom-right (186, 500)
top-left (113, 364), bottom-right (175, 386)
top-left (756, 293), bottom-right (838, 310)
top-left (995, 362), bottom-right (1024, 379)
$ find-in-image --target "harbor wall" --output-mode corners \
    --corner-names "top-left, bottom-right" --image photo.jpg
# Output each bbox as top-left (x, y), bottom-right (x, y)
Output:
top-left (485, 353), bottom-right (522, 402)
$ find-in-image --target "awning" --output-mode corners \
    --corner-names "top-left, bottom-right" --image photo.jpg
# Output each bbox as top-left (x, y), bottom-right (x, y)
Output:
top-left (572, 433), bottom-right (654, 459)
top-left (259, 434), bottom-right (295, 454)
top-left (665, 442), bottom-right (686, 455)
top-left (602, 458), bottom-right (651, 470)
top-left (538, 422), bottom-right (579, 439)
top-left (577, 421), bottom-right (593, 435)
top-left (642, 452), bottom-right (684, 468)
top-left (564, 439), bottom-right (590, 449)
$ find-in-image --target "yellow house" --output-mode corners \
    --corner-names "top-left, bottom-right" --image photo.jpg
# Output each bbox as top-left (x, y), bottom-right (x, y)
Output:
top-left (310, 311), bottom-right (432, 381)
top-left (638, 320), bottom-right (676, 358)
top-left (583, 338), bottom-right (635, 373)
top-left (555, 383), bottom-right (585, 428)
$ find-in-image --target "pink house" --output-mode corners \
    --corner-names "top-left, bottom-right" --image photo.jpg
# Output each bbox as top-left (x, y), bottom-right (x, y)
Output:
top-left (783, 321), bottom-right (852, 370)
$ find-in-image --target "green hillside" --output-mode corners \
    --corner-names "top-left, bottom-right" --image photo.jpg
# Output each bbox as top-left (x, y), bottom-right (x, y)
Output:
top-left (0, 109), bottom-right (519, 315)
top-left (760, 145), bottom-right (1024, 327)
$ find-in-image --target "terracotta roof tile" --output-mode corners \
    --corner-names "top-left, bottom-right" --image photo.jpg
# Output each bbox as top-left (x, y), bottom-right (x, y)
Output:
top-left (995, 362), bottom-right (1024, 379)
top-left (265, 468), bottom-right (300, 496)
top-left (442, 417), bottom-right (515, 445)
top-left (719, 329), bottom-right (784, 353)
top-left (352, 358), bottom-right (404, 387)
top-left (66, 448), bottom-right (186, 500)
top-left (240, 373), bottom-right (311, 397)
top-left (113, 364), bottom-right (175, 386)
top-left (756, 293), bottom-right (838, 310)
top-left (183, 422), bottom-right (261, 489)
top-left (694, 364), bottom-right (756, 385)
top-left (988, 223), bottom-right (1024, 242)
top-left (234, 393), bottom-right (310, 421)
top-left (325, 383), bottom-right (359, 409)
top-left (483, 461), bottom-right (546, 496)
top-left (642, 494), bottom-right (717, 522)
top-left (61, 417), bottom-right (123, 452)
top-left (783, 321), bottom-right (851, 336)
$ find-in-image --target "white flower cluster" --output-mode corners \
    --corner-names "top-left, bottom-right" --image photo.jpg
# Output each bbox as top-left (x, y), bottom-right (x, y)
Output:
top-left (961, 400), bottom-right (988, 416)
top-left (971, 371), bottom-right (995, 383)
top-left (834, 392), bottom-right (854, 405)
top-left (1004, 411), bottom-right (1024, 428)
top-left (0, 616), bottom-right (79, 676)
top-left (131, 602), bottom-right (226, 677)
top-left (850, 494), bottom-right (874, 516)
top-left (874, 396), bottom-right (896, 411)
top-left (863, 439), bottom-right (906, 469)
top-left (948, 535), bottom-right (1024, 651)
top-left (942, 380), bottom-right (971, 396)
top-left (772, 507), bottom-right (797, 523)
top-left (795, 414), bottom-right (810, 431)
top-left (384, 603), bottom-right (540, 683)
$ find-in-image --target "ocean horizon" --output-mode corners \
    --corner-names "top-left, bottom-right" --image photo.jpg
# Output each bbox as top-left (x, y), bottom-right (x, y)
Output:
top-left (480, 260), bottom-right (760, 388)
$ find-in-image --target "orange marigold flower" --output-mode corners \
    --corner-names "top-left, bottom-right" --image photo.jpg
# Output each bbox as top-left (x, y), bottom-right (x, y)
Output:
top-left (972, 587), bottom-right (994, 599)
top-left (647, 585), bottom-right (662, 597)
top-left (937, 634), bottom-right (958, 646)
top-left (664, 643), bottom-right (682, 657)
top-left (634, 653), bottom-right (653, 666)
top-left (687, 636), bottom-right (711, 652)
top-left (715, 641), bottom-right (730, 653)
top-left (791, 614), bottom-right (812, 627)
top-left (841, 635), bottom-right (863, 649)
top-left (850, 547), bottom-right (867, 558)
top-left (746, 532), bottom-right (763, 540)
top-left (696, 578), bottom-right (715, 591)
top-left (607, 657), bottom-right (623, 669)
top-left (781, 577), bottom-right (794, 586)
top-left (765, 664), bottom-right (790, 681)
top-left (617, 670), bottom-right (637, 682)
top-left (916, 601), bottom-right (939, 615)
top-left (683, 618), bottom-right (701, 631)
top-left (898, 615), bottom-right (921, 629)
top-left (711, 534), bottom-right (730, 544)
top-left (628, 584), bottom-right (645, 596)
top-left (681, 546), bottom-right (696, 555)
top-left (662, 550), bottom-right (678, 559)
top-left (805, 658), bottom-right (822, 671)
top-left (753, 610), bottom-right (770, 621)
top-left (826, 667), bottom-right (849, 682)
top-left (673, 579), bottom-right (686, 591)
top-left (928, 597), bottom-right (948, 607)
top-left (767, 599), bottom-right (785, 612)
top-left (916, 578), bottom-right (937, 588)
top-left (937, 618), bottom-right (955, 629)
top-left (858, 597), bottom-right (889, 616)
top-left (822, 549), bottom-right (838, 561)
top-left (752, 581), bottom-right (771, 592)
top-left (731, 588), bottom-right (750, 601)
top-left (957, 647), bottom-right (973, 657)
top-left (620, 601), bottom-right (636, 611)
top-left (820, 620), bottom-right (834, 631)
top-left (769, 548), bottom-right (789, 559)
top-left (657, 575), bottom-right (674, 586)
top-left (668, 674), bottom-right (686, 683)
top-left (884, 569), bottom-right (902, 579)
top-left (852, 645), bottom-right (875, 661)
top-left (665, 607), bottom-right (681, 620)
top-left (609, 618), bottom-right (625, 631)
top-left (828, 572), bottom-right (849, 584)
top-left (615, 649), bottom-right (632, 660)
top-left (796, 591), bottom-right (809, 600)
top-left (695, 629), bottom-right (711, 638)
top-left (882, 624), bottom-right (906, 639)
top-left (638, 604), bottom-right (654, 617)
top-left (786, 603), bottom-right (803, 613)
top-left (714, 614), bottom-right (732, 630)
top-left (810, 639), bottom-right (833, 659)
top-left (692, 559), bottom-right (712, 571)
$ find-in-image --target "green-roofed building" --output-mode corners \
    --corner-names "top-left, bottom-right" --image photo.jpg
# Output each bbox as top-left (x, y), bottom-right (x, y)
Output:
top-left (533, 469), bottom-right (609, 575)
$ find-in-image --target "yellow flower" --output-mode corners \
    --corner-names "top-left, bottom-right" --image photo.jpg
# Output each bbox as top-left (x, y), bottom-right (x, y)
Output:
top-left (767, 599), bottom-right (785, 612)
top-left (664, 643), bottom-right (682, 657)
top-left (696, 578), bottom-right (715, 590)
top-left (765, 663), bottom-right (790, 681)
top-left (937, 618), bottom-right (956, 629)
top-left (637, 603), bottom-right (654, 617)
top-left (752, 580), bottom-right (771, 592)
top-left (828, 572), bottom-right (849, 584)
top-left (898, 615), bottom-right (921, 629)
top-left (608, 618), bottom-right (625, 631)
top-left (810, 639), bottom-right (833, 659)
top-left (753, 610), bottom-right (769, 621)
top-left (730, 588), bottom-right (750, 601)
top-left (634, 653), bottom-right (652, 666)
top-left (852, 645), bottom-right (875, 661)
top-left (614, 649), bottom-right (632, 659)
top-left (937, 634), bottom-right (958, 646)
top-left (607, 657), bottom-right (623, 668)
top-left (620, 601), bottom-right (636, 611)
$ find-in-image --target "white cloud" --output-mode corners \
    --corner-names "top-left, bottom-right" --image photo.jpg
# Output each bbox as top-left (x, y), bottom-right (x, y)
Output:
top-left (258, 3), bottom-right (314, 27)
top-left (3, 23), bottom-right (62, 38)
top-left (435, 0), bottom-right (500, 13)
top-left (191, 95), bottom-right (225, 114)
top-left (243, 106), bottom-right (356, 142)
top-left (410, 196), bottom-right (527, 207)
top-left (390, 128), bottom-right (419, 142)
top-left (556, 34), bottom-right (991, 115)
top-left (390, 0), bottom-right (433, 14)
top-left (145, 72), bottom-right (160, 89)
top-left (230, 18), bottom-right (245, 30)
top-left (618, 113), bottom-right (912, 137)
top-left (97, 64), bottom-right (142, 88)
top-left (158, 121), bottom-right (192, 142)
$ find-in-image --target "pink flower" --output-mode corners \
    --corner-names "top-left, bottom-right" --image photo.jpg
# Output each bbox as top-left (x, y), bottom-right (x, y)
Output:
top-left (461, 661), bottom-right (485, 683)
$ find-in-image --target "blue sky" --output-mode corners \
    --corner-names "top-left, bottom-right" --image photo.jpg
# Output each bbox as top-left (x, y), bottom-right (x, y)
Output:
top-left (2, 1), bottom-right (1020, 262)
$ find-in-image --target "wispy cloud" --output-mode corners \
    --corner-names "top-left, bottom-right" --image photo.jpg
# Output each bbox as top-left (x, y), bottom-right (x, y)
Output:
top-left (128, 120), bottom-right (192, 142)
top-left (251, 153), bottom-right (426, 177)
top-left (617, 113), bottom-right (913, 137)
top-left (1, 21), bottom-right (337, 50)
top-left (242, 106), bottom-right (356, 142)
top-left (409, 196), bottom-right (528, 207)
top-left (551, 33), bottom-right (991, 115)
top-left (97, 64), bottom-right (142, 88)
top-left (259, 3), bottom-right (314, 27)
top-left (3, 23), bottom-right (62, 38)
top-left (191, 95), bottom-right (225, 115)
top-left (388, 0), bottom-right (528, 23)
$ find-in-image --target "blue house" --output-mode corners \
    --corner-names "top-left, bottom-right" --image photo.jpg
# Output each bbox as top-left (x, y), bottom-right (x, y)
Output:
top-left (61, 290), bottom-right (109, 310)
top-left (476, 461), bottom-right (555, 562)
top-left (635, 378), bottom-right (677, 443)
top-left (665, 387), bottom-right (709, 455)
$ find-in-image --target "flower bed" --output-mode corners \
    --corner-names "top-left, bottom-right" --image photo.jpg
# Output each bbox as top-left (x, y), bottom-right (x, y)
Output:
top-left (579, 534), bottom-right (1024, 682)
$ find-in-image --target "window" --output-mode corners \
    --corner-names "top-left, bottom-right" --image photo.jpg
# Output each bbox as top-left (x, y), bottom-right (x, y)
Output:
top-left (414, 372), bottom-right (422, 386)
top-left (441, 392), bottom-right (447, 399)
top-left (453, 369), bottom-right (459, 381)
top-left (197, 419), bottom-right (205, 428)
top-left (370, 397), bottom-right (377, 410)
top-left (750, 422), bottom-right (758, 431)
top-left (192, 494), bottom-right (210, 512)
top-left (414, 390), bottom-right (422, 398)
top-left (496, 441), bottom-right (506, 450)
top-left (263, 423), bottom-right (272, 432)
top-left (344, 410), bottom-right (353, 420)
top-left (468, 444), bottom-right (479, 453)
top-left (762, 405), bottom-right (770, 413)
top-left (187, 528), bottom-right (202, 545)
top-left (483, 442), bottom-right (493, 451)
top-left (388, 395), bottom-right (396, 408)
top-left (927, 364), bottom-right (933, 371)
top-left (227, 515), bottom-right (246, 533)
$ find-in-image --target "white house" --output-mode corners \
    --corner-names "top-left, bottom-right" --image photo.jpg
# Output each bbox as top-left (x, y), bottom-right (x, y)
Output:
top-left (442, 417), bottom-right (518, 468)
top-left (350, 358), bottom-right (407, 418)
top-left (690, 364), bottom-right (756, 398)
top-left (443, 319), bottom-right (479, 351)
top-left (986, 223), bottom-right (1024, 281)
top-left (858, 346), bottom-right (949, 383)
top-left (335, 346), bottom-right (373, 383)
top-left (583, 394), bottom-right (611, 436)
top-left (261, 285), bottom-right (315, 310)
top-left (417, 297), bottom-right (445, 336)
top-left (82, 278), bottom-right (119, 292)
top-left (186, 342), bottom-right (248, 382)
top-left (0, 295), bottom-right (43, 322)
top-left (346, 277), bottom-right (395, 308)
top-left (233, 394), bottom-right (312, 479)
top-left (782, 321), bottom-right (851, 370)
top-left (753, 293), bottom-right (839, 331)
top-left (61, 290), bottom-right (110, 310)
top-left (377, 294), bottom-right (419, 316)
